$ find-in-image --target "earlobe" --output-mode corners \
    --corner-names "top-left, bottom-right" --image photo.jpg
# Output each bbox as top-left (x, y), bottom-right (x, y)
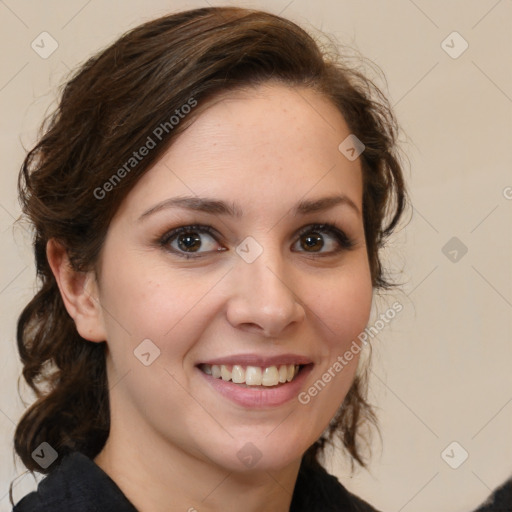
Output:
top-left (46, 238), bottom-right (107, 343)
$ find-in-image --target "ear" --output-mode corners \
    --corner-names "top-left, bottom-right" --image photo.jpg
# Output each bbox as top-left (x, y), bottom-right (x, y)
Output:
top-left (46, 238), bottom-right (107, 343)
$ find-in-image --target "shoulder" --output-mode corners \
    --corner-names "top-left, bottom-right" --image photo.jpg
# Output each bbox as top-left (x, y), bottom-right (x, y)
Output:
top-left (472, 478), bottom-right (512, 512)
top-left (12, 452), bottom-right (137, 512)
top-left (290, 459), bottom-right (381, 512)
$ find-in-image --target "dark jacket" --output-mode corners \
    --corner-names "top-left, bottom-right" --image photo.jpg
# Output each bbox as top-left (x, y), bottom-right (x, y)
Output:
top-left (12, 452), bottom-right (380, 511)
top-left (472, 479), bottom-right (512, 512)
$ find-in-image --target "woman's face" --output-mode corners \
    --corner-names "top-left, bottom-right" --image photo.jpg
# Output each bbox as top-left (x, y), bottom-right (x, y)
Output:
top-left (92, 83), bottom-right (373, 473)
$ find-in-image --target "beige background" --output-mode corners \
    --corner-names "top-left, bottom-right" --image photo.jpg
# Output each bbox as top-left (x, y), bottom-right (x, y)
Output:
top-left (1, 1), bottom-right (511, 511)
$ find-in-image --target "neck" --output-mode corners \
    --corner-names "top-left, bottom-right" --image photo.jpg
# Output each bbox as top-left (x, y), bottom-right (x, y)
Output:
top-left (94, 416), bottom-right (301, 512)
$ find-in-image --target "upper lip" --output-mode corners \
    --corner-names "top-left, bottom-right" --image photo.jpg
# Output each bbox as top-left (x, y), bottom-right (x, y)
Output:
top-left (198, 353), bottom-right (313, 367)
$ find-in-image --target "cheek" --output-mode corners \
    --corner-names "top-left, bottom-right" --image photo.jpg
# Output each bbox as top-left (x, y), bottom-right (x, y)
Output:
top-left (97, 254), bottom-right (226, 360)
top-left (285, 267), bottom-right (372, 454)
top-left (306, 263), bottom-right (373, 352)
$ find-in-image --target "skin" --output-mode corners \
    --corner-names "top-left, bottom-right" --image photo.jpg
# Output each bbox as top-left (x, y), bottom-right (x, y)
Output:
top-left (48, 83), bottom-right (373, 512)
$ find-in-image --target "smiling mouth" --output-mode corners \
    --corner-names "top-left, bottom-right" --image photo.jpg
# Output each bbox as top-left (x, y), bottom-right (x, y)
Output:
top-left (198, 363), bottom-right (306, 387)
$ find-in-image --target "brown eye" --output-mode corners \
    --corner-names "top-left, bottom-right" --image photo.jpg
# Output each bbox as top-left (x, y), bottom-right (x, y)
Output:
top-left (161, 225), bottom-right (224, 257)
top-left (300, 232), bottom-right (324, 252)
top-left (177, 232), bottom-right (202, 252)
top-left (292, 223), bottom-right (355, 255)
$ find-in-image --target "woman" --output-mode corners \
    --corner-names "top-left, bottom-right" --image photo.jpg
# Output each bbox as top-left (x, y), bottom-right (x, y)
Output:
top-left (12, 7), bottom-right (406, 511)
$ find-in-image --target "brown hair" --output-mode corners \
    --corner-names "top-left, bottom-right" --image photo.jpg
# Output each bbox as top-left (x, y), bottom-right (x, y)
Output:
top-left (15, 6), bottom-right (406, 477)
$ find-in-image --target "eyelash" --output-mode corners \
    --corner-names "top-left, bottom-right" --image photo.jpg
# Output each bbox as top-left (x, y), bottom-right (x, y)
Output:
top-left (158, 223), bottom-right (355, 259)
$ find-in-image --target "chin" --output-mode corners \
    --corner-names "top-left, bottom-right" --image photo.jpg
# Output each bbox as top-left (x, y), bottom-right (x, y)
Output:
top-left (201, 429), bottom-right (313, 475)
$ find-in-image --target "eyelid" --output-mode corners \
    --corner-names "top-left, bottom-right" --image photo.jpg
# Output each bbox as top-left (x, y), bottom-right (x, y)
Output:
top-left (159, 224), bottom-right (220, 244)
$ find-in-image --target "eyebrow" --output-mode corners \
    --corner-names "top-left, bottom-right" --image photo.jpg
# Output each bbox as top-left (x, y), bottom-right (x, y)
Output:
top-left (294, 195), bottom-right (360, 216)
top-left (138, 196), bottom-right (243, 221)
top-left (138, 194), bottom-right (360, 221)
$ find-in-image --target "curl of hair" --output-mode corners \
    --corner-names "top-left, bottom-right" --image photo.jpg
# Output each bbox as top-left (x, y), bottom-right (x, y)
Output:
top-left (15, 6), bottom-right (406, 476)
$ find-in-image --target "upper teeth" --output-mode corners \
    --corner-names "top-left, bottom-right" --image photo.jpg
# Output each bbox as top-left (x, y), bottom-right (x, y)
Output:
top-left (202, 364), bottom-right (299, 386)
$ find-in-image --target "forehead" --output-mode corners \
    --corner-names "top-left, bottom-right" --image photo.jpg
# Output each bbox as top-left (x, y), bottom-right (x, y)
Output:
top-left (116, 83), bottom-right (363, 222)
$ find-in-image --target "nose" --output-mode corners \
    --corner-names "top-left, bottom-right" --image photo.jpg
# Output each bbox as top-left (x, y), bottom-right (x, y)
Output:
top-left (225, 247), bottom-right (306, 337)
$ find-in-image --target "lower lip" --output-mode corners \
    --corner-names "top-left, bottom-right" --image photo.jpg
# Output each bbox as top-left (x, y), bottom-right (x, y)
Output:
top-left (198, 365), bottom-right (313, 408)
